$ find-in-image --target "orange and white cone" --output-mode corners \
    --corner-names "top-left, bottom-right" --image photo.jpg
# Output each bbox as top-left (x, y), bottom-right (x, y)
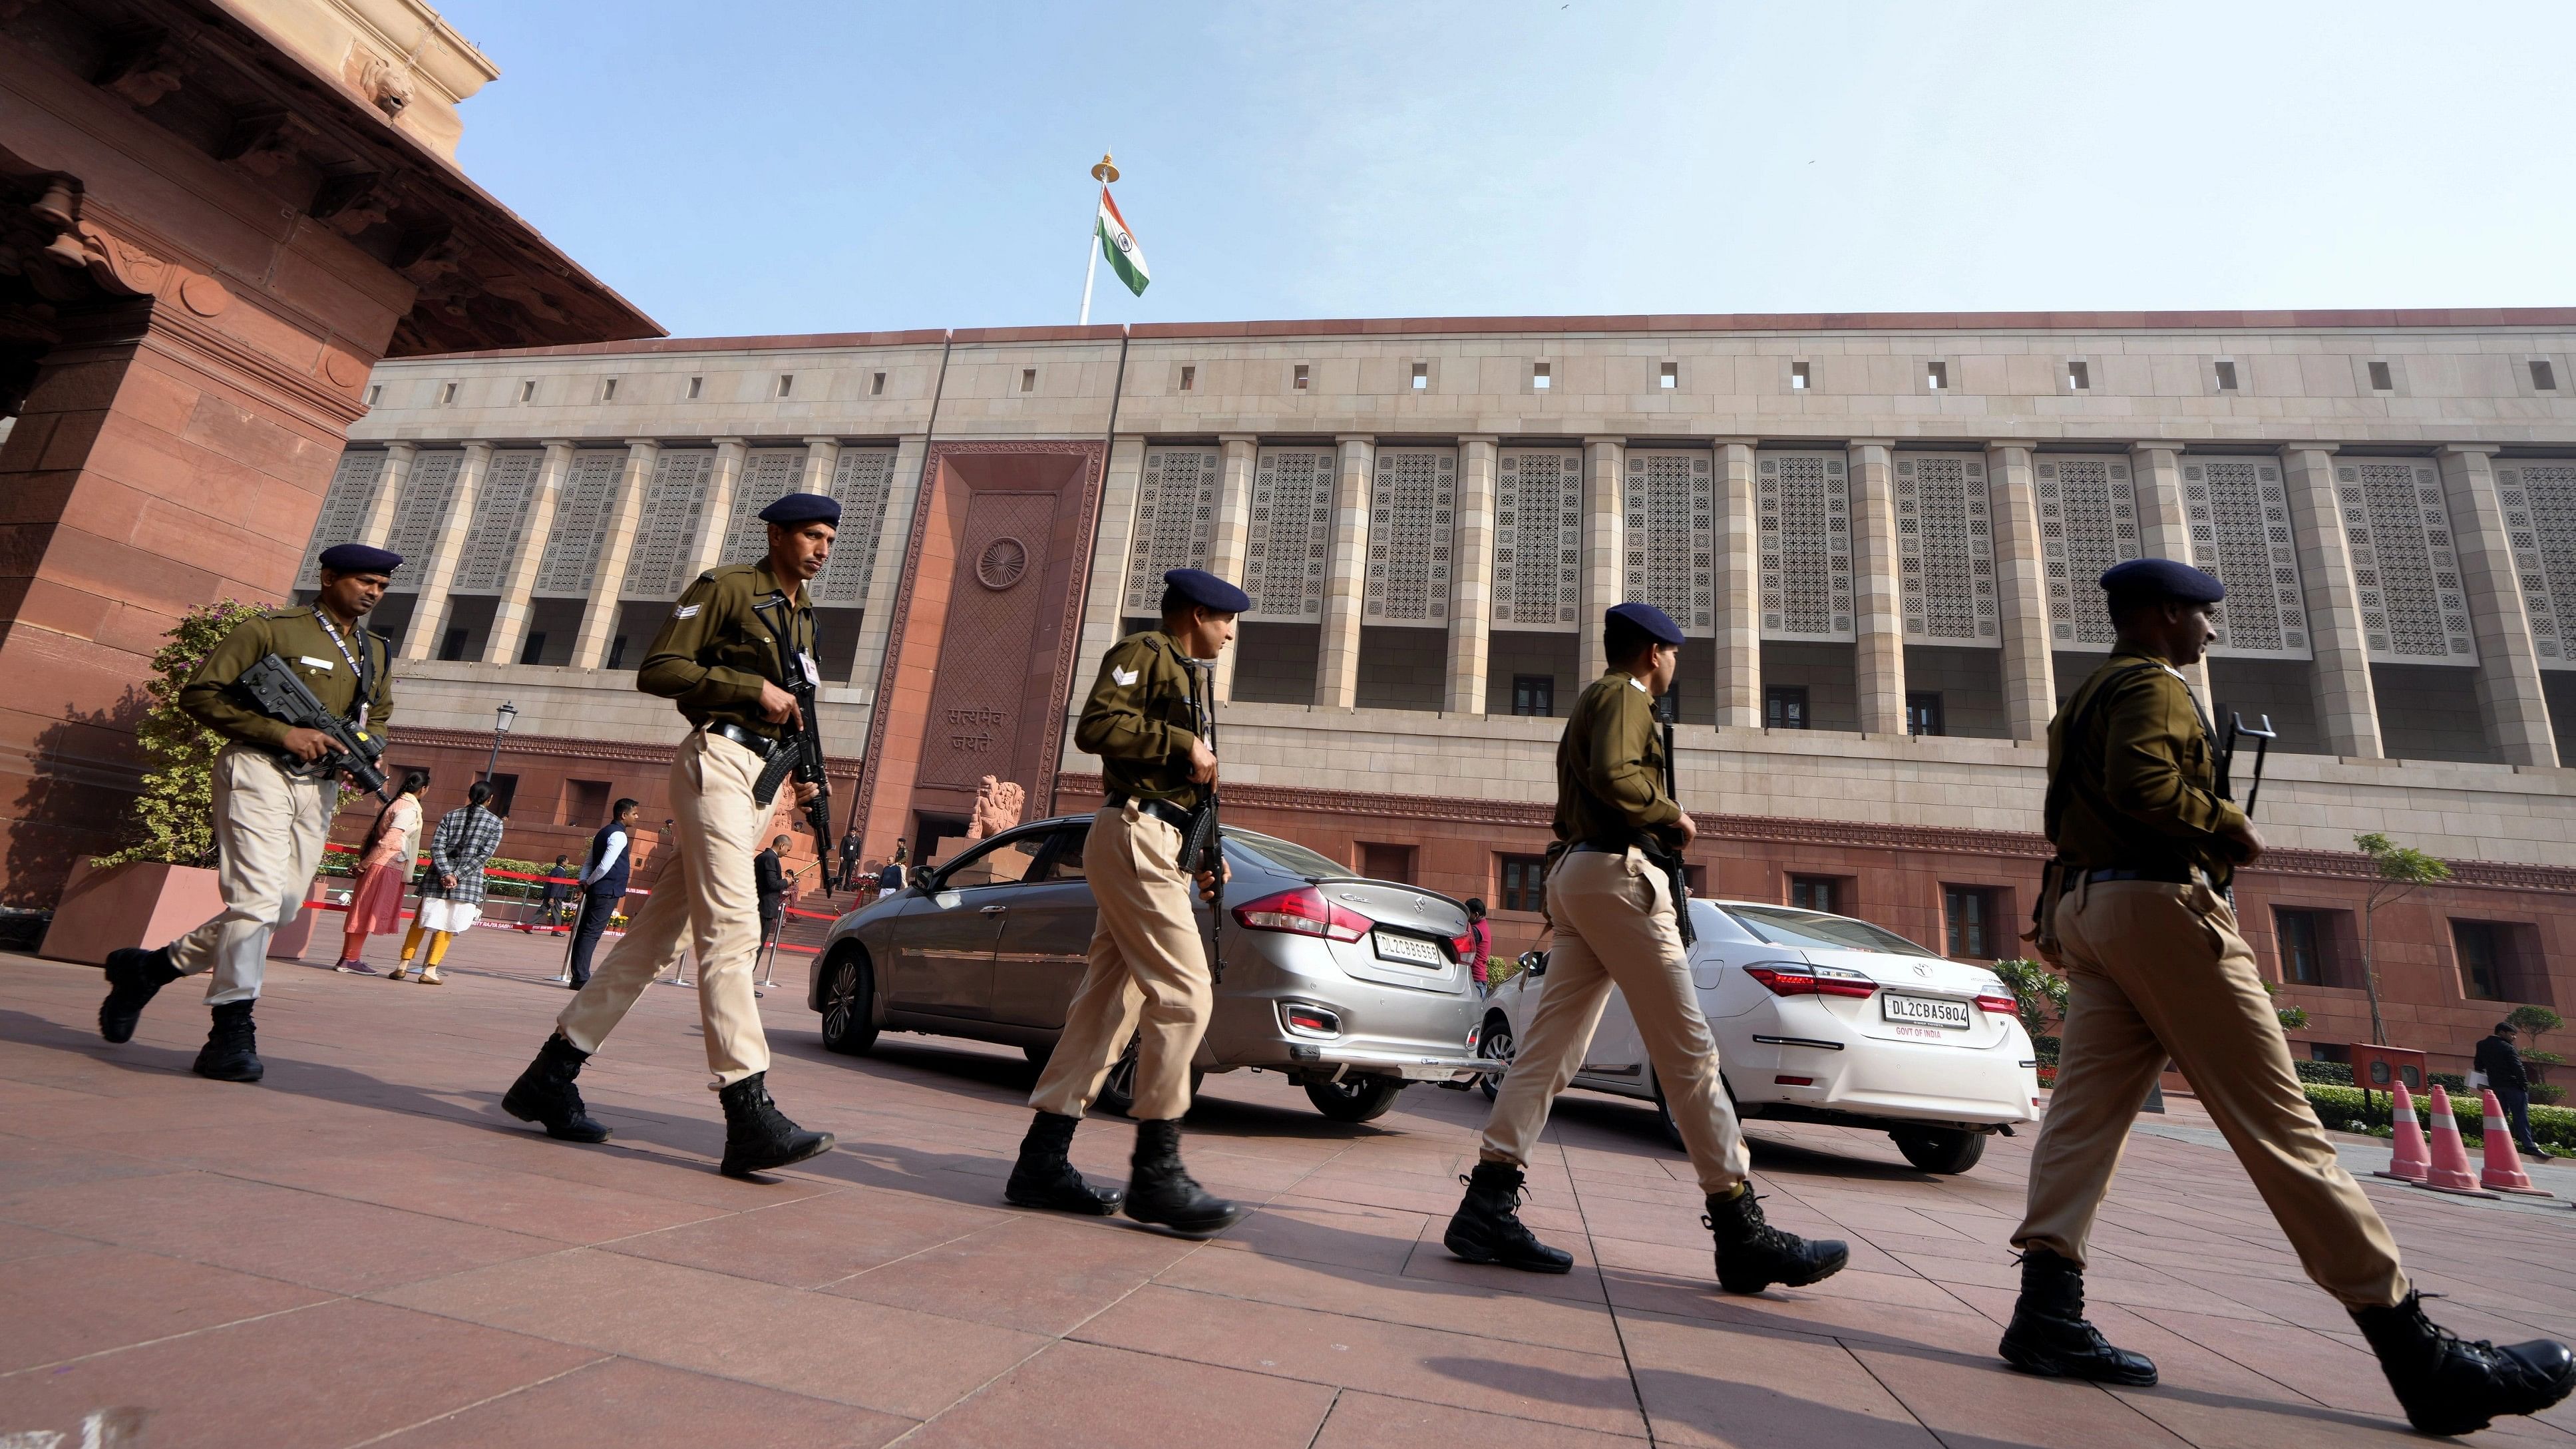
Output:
top-left (2414, 1086), bottom-right (2500, 1198)
top-left (2375, 1080), bottom-right (2431, 1183)
top-left (2479, 1089), bottom-right (2552, 1196)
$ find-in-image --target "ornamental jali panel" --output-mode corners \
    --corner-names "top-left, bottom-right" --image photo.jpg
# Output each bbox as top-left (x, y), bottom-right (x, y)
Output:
top-left (381, 449), bottom-right (464, 592)
top-left (814, 449), bottom-right (898, 607)
top-left (620, 450), bottom-right (714, 600)
top-left (2034, 455), bottom-right (2141, 646)
top-left (1123, 446), bottom-right (1220, 615)
top-left (453, 449), bottom-right (542, 595)
top-left (295, 450), bottom-right (387, 590)
top-left (1893, 453), bottom-right (1998, 646)
top-left (1495, 448), bottom-right (1581, 631)
top-left (2183, 457), bottom-right (2309, 658)
top-left (2497, 460), bottom-right (2576, 670)
top-left (532, 450), bottom-right (626, 597)
top-left (2339, 460), bottom-right (2474, 664)
top-left (1622, 450), bottom-right (1715, 634)
top-left (717, 447), bottom-right (812, 566)
top-left (1364, 447), bottom-right (1456, 626)
top-left (1757, 451), bottom-right (1853, 641)
top-left (1242, 447), bottom-right (1335, 622)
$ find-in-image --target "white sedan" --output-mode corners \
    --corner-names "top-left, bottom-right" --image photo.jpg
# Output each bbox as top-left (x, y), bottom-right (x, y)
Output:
top-left (1479, 897), bottom-right (2042, 1173)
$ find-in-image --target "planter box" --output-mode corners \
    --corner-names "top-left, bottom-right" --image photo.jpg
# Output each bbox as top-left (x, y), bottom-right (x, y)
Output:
top-left (41, 860), bottom-right (224, 967)
top-left (266, 876), bottom-right (335, 961)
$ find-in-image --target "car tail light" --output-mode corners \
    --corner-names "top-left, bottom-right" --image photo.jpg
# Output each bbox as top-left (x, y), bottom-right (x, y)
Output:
top-left (1234, 885), bottom-right (1372, 943)
top-left (1774, 1075), bottom-right (1815, 1086)
top-left (1280, 1002), bottom-right (1341, 1038)
top-left (1743, 962), bottom-right (1877, 999)
top-left (1974, 994), bottom-right (2019, 1017)
top-left (1449, 930), bottom-right (1476, 962)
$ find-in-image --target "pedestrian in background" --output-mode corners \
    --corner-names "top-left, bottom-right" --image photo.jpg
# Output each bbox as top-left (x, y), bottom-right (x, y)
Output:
top-left (534, 854), bottom-right (575, 932)
top-left (754, 833), bottom-right (791, 994)
top-left (1463, 898), bottom-right (1491, 998)
top-left (393, 779), bottom-right (506, 985)
top-left (563, 798), bottom-right (638, 990)
top-left (2478, 1022), bottom-right (2551, 1162)
top-left (335, 769), bottom-right (429, 975)
top-left (837, 825), bottom-right (862, 893)
top-left (878, 843), bottom-right (908, 895)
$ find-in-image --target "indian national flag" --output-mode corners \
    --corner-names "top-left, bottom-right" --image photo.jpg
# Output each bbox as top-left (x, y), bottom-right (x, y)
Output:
top-left (1095, 186), bottom-right (1150, 298)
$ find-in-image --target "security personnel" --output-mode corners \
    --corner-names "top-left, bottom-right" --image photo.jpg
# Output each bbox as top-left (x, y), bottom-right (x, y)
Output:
top-left (1004, 567), bottom-right (1246, 1235)
top-left (1448, 602), bottom-right (1847, 1295)
top-left (500, 493), bottom-right (839, 1181)
top-left (97, 542), bottom-right (399, 1082)
top-left (2005, 558), bottom-right (2571, 1436)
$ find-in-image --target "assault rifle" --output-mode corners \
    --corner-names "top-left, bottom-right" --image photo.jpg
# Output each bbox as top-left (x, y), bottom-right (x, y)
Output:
top-left (749, 596), bottom-right (836, 897)
top-left (1650, 716), bottom-right (1697, 948)
top-left (1176, 657), bottom-right (1226, 982)
top-left (2215, 710), bottom-right (2277, 817)
top-left (233, 653), bottom-right (392, 801)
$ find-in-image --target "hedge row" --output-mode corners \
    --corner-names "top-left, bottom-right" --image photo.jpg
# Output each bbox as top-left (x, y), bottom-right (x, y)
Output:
top-left (2303, 1084), bottom-right (2576, 1154)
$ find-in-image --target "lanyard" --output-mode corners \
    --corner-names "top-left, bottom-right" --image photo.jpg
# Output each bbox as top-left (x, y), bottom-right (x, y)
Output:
top-left (311, 608), bottom-right (373, 727)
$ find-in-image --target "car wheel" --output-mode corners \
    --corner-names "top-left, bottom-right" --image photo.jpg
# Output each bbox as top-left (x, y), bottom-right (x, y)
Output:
top-left (1093, 1035), bottom-right (1202, 1118)
top-left (1891, 1125), bottom-right (1987, 1175)
top-left (1304, 1074), bottom-right (1406, 1123)
top-left (1477, 1012), bottom-right (1515, 1102)
top-left (818, 947), bottom-right (877, 1056)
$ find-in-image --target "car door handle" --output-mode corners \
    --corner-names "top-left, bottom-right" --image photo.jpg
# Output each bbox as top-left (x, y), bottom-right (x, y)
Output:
top-left (979, 905), bottom-right (1009, 915)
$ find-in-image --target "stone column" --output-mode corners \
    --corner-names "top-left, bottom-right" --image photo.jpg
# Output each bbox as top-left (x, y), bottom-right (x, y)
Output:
top-left (570, 439), bottom-right (656, 671)
top-left (2129, 443), bottom-right (2209, 696)
top-left (400, 441), bottom-right (492, 662)
top-left (482, 439), bottom-right (574, 666)
top-left (1986, 441), bottom-right (2055, 740)
top-left (2281, 445), bottom-right (2382, 759)
top-left (685, 437), bottom-right (749, 580)
top-left (1577, 437), bottom-right (1624, 680)
top-left (848, 435), bottom-right (930, 728)
top-left (801, 435), bottom-right (841, 495)
top-left (1314, 435), bottom-right (1374, 709)
top-left (1848, 439), bottom-right (1907, 735)
top-left (1208, 434), bottom-right (1258, 702)
top-left (1075, 436), bottom-right (1149, 688)
top-left (1714, 439), bottom-right (1761, 727)
top-left (358, 441), bottom-right (416, 547)
top-left (2440, 444), bottom-right (2559, 766)
top-left (1446, 435), bottom-right (1499, 716)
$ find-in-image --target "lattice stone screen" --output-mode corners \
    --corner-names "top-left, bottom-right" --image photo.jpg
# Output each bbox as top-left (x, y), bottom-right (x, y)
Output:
top-left (1893, 453), bottom-right (1998, 645)
top-left (2497, 460), bottom-right (2576, 669)
top-left (814, 448), bottom-right (897, 606)
top-left (453, 449), bottom-right (542, 595)
top-left (1364, 447), bottom-right (1457, 626)
top-left (1123, 446), bottom-right (1220, 615)
top-left (1622, 450), bottom-right (1715, 634)
top-left (1242, 447), bottom-right (1336, 622)
top-left (2183, 457), bottom-right (2310, 658)
top-left (2035, 455), bottom-right (2141, 646)
top-left (295, 450), bottom-right (387, 590)
top-left (1495, 448), bottom-right (1582, 630)
top-left (532, 450), bottom-right (626, 597)
top-left (717, 447), bottom-right (811, 566)
top-left (2339, 460), bottom-right (2474, 664)
top-left (379, 450), bottom-right (463, 592)
top-left (1757, 451), bottom-right (1853, 641)
top-left (620, 450), bottom-right (714, 600)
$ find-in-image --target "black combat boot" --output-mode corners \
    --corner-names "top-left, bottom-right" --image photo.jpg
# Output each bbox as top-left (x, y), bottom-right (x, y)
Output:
top-left (1704, 1185), bottom-right (1848, 1295)
top-left (716, 1072), bottom-right (834, 1179)
top-left (1123, 1119), bottom-right (1242, 1235)
top-left (98, 946), bottom-right (179, 1044)
top-left (2351, 1291), bottom-right (2575, 1436)
top-left (1443, 1160), bottom-right (1574, 1273)
top-left (501, 1033), bottom-right (611, 1143)
top-left (190, 1001), bottom-right (263, 1084)
top-left (1005, 1111), bottom-right (1122, 1215)
top-left (1998, 1247), bottom-right (2158, 1385)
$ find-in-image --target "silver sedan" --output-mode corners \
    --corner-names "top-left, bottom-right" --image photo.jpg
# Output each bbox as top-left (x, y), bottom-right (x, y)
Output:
top-left (805, 815), bottom-right (1496, 1122)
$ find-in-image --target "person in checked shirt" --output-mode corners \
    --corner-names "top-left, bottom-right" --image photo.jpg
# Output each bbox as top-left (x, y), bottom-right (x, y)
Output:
top-left (391, 779), bottom-right (506, 985)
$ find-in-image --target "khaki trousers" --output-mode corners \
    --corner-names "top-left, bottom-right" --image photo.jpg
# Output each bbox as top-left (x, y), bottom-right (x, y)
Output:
top-left (1029, 802), bottom-right (1210, 1122)
top-left (1483, 848), bottom-right (1750, 1195)
top-left (556, 731), bottom-right (770, 1088)
top-left (2015, 879), bottom-right (2407, 1309)
top-left (169, 746), bottom-right (337, 1006)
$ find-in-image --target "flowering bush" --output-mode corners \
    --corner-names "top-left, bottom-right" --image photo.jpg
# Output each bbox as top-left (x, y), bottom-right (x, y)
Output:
top-left (90, 599), bottom-right (268, 870)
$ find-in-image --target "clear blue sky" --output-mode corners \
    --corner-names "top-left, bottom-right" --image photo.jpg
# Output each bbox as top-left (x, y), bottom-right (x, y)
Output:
top-left (435, 2), bottom-right (2576, 339)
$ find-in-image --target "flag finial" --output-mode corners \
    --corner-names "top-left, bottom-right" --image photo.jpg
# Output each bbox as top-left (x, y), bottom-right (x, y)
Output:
top-left (1091, 152), bottom-right (1119, 184)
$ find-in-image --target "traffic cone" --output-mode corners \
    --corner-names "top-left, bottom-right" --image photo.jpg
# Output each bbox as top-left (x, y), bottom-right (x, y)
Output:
top-left (2375, 1080), bottom-right (2431, 1183)
top-left (2478, 1089), bottom-right (2552, 1197)
top-left (2414, 1086), bottom-right (2500, 1198)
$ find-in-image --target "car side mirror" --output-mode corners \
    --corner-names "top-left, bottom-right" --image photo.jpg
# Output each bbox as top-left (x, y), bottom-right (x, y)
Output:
top-left (1519, 949), bottom-right (1547, 978)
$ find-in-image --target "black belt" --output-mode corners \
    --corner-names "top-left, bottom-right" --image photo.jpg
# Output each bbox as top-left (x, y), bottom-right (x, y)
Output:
top-left (1108, 794), bottom-right (1195, 832)
top-left (1568, 842), bottom-right (1630, 855)
top-left (2081, 866), bottom-right (2197, 885)
top-left (704, 721), bottom-right (777, 759)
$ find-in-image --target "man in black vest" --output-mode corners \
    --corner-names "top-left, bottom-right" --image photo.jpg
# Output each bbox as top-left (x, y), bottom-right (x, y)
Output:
top-left (563, 798), bottom-right (638, 990)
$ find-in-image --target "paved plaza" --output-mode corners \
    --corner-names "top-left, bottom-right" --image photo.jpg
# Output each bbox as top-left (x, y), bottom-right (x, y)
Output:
top-left (2, 932), bottom-right (2571, 1449)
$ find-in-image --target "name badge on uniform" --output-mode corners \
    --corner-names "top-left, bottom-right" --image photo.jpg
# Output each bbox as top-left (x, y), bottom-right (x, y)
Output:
top-left (298, 656), bottom-right (335, 671)
top-left (796, 651), bottom-right (821, 687)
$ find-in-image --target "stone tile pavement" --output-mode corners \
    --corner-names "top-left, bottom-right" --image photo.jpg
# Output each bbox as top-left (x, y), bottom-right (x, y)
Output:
top-left (2, 930), bottom-right (2571, 1448)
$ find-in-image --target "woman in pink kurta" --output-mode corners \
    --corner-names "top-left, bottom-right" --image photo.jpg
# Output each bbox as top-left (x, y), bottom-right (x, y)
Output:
top-left (334, 771), bottom-right (429, 974)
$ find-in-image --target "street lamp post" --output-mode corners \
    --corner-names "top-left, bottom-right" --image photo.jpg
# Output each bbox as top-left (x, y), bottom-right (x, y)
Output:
top-left (484, 701), bottom-right (518, 783)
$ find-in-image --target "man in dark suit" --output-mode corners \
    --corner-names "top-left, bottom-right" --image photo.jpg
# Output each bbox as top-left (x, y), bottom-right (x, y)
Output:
top-left (2478, 1022), bottom-right (2550, 1161)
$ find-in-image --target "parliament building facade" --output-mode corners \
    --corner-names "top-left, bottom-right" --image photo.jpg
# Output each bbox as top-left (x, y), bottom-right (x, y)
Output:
top-left (316, 311), bottom-right (2576, 1072)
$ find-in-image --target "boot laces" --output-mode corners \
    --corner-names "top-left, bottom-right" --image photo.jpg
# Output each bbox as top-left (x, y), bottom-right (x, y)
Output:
top-left (1704, 1191), bottom-right (1801, 1256)
top-left (2405, 1293), bottom-right (2506, 1364)
top-left (1460, 1171), bottom-right (1545, 1248)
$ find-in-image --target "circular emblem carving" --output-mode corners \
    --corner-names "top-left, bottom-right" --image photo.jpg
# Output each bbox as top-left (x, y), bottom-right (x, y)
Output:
top-left (976, 537), bottom-right (1028, 590)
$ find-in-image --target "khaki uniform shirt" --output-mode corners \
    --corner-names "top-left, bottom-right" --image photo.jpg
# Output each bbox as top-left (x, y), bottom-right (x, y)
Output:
top-left (2047, 648), bottom-right (2249, 887)
top-left (1075, 630), bottom-right (1206, 810)
top-left (637, 560), bottom-right (815, 739)
top-left (1555, 670), bottom-right (1684, 849)
top-left (178, 606), bottom-right (394, 749)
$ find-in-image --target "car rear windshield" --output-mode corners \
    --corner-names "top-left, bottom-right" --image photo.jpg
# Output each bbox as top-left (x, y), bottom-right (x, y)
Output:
top-left (1223, 829), bottom-right (1352, 881)
top-left (1723, 905), bottom-right (1940, 958)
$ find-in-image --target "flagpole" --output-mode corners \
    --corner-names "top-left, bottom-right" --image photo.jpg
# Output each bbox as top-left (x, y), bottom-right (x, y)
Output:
top-left (1079, 152), bottom-right (1118, 325)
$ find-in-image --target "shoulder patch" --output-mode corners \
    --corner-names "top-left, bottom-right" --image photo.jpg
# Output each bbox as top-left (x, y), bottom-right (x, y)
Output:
top-left (673, 604), bottom-right (701, 619)
top-left (1111, 666), bottom-right (1139, 687)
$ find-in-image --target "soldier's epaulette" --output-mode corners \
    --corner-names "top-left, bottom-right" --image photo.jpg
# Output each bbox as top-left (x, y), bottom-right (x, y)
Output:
top-left (260, 607), bottom-right (300, 620)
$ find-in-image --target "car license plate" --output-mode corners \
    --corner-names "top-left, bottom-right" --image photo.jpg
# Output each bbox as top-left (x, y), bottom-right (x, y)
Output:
top-left (1881, 992), bottom-right (1971, 1030)
top-left (1372, 931), bottom-right (1441, 966)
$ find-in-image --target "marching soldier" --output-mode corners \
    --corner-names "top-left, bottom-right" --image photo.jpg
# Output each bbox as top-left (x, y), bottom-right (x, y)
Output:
top-left (97, 542), bottom-right (400, 1082)
top-left (1447, 602), bottom-right (1847, 1295)
top-left (498, 493), bottom-right (840, 1180)
top-left (1004, 568), bottom-right (1246, 1235)
top-left (2003, 558), bottom-right (2571, 1436)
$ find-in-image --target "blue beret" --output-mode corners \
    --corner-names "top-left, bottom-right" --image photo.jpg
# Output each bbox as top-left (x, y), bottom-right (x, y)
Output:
top-left (1607, 601), bottom-right (1685, 646)
top-left (759, 492), bottom-right (841, 526)
top-left (317, 542), bottom-right (401, 575)
top-left (1162, 568), bottom-right (1250, 614)
top-left (2100, 557), bottom-right (2225, 604)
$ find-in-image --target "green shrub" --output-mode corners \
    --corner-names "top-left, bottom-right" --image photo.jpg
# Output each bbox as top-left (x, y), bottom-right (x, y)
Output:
top-left (2295, 1060), bottom-right (2354, 1086)
top-left (90, 599), bottom-right (269, 869)
top-left (2031, 1034), bottom-right (2060, 1067)
top-left (2304, 1084), bottom-right (2576, 1153)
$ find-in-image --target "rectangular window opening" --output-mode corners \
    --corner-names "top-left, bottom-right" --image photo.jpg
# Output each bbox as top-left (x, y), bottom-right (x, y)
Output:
top-left (870, 371), bottom-right (886, 396)
top-left (436, 626), bottom-right (468, 661)
top-left (1906, 691), bottom-right (1945, 737)
top-left (1293, 363), bottom-right (1309, 390)
top-left (1358, 842), bottom-right (1417, 885)
top-left (1178, 365), bottom-right (1195, 392)
top-left (1925, 361), bottom-right (1948, 391)
top-left (777, 373), bottom-right (795, 398)
top-left (1019, 368), bottom-right (1036, 393)
top-left (518, 379), bottom-right (536, 403)
top-left (2066, 360), bottom-right (2090, 391)
top-left (2214, 359), bottom-right (2239, 391)
top-left (1789, 876), bottom-right (1840, 915)
top-left (2276, 908), bottom-right (2328, 986)
top-left (1944, 886), bottom-right (1998, 959)
top-left (560, 779), bottom-right (610, 827)
top-left (516, 630), bottom-right (545, 665)
top-left (2456, 921), bottom-right (2507, 1000)
top-left (687, 375), bottom-right (703, 399)
top-left (2368, 360), bottom-right (2394, 391)
top-left (1790, 361), bottom-right (1809, 391)
top-left (1765, 686), bottom-right (1809, 730)
top-left (1411, 361), bottom-right (1428, 390)
top-left (2531, 359), bottom-right (2557, 391)
top-left (1531, 362), bottom-right (1551, 390)
top-left (1511, 674), bottom-right (1555, 717)
top-left (606, 635), bottom-right (629, 671)
top-left (600, 377), bottom-right (618, 402)
top-left (365, 383), bottom-right (381, 405)
top-left (1660, 361), bottom-right (1678, 389)
top-left (1499, 855), bottom-right (1549, 914)
top-left (439, 381), bottom-right (457, 405)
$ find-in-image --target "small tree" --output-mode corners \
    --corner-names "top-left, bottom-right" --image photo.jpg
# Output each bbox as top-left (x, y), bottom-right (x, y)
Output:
top-left (89, 598), bottom-right (268, 871)
top-left (2354, 832), bottom-right (2452, 1047)
top-left (2508, 1004), bottom-right (2562, 1086)
top-left (1991, 958), bottom-right (2069, 1043)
